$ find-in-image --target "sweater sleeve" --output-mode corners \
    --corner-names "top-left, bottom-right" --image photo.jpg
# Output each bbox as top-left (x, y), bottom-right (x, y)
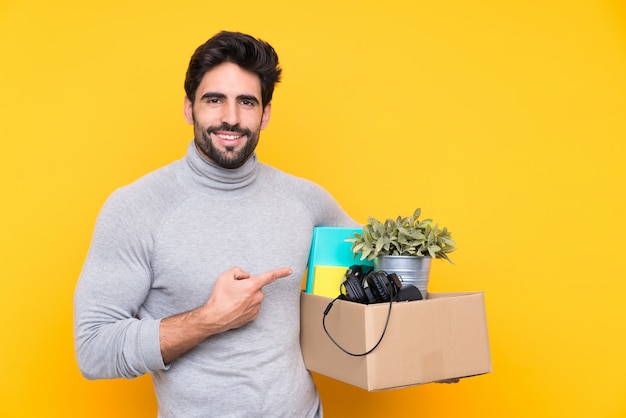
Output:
top-left (74, 188), bottom-right (166, 379)
top-left (307, 181), bottom-right (359, 227)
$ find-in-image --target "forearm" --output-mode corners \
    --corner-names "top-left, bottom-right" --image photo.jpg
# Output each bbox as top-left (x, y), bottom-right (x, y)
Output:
top-left (159, 305), bottom-right (224, 365)
top-left (159, 266), bottom-right (291, 365)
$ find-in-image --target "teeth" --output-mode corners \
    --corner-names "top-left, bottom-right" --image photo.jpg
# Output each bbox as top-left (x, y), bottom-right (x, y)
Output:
top-left (217, 133), bottom-right (241, 140)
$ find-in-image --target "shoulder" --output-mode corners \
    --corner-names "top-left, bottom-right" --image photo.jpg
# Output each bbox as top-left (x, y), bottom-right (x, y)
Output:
top-left (257, 163), bottom-right (358, 227)
top-left (98, 161), bottom-right (187, 231)
top-left (258, 163), bottom-right (329, 198)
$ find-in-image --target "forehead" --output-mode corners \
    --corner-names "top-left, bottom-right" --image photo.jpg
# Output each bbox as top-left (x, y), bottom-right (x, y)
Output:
top-left (195, 62), bottom-right (262, 100)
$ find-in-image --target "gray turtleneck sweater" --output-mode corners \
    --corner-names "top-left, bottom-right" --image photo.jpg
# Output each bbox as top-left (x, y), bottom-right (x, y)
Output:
top-left (74, 141), bottom-right (357, 418)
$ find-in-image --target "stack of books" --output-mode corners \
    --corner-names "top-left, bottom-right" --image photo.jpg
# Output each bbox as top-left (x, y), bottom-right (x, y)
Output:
top-left (304, 227), bottom-right (373, 298)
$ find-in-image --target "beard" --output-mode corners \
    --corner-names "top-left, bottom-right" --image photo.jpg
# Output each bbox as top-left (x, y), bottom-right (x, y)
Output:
top-left (194, 121), bottom-right (261, 169)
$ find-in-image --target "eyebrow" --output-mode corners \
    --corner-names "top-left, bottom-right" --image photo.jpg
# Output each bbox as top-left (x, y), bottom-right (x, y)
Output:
top-left (237, 94), bottom-right (260, 105)
top-left (199, 92), bottom-right (260, 105)
top-left (199, 92), bottom-right (226, 102)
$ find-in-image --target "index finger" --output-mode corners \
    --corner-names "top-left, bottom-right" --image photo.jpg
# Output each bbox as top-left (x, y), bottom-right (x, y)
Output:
top-left (253, 267), bottom-right (293, 288)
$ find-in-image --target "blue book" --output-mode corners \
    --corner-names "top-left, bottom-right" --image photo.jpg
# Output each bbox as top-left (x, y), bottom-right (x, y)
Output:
top-left (305, 226), bottom-right (373, 293)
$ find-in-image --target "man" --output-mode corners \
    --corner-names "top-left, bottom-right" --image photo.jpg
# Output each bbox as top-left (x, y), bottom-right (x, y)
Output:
top-left (74, 31), bottom-right (357, 417)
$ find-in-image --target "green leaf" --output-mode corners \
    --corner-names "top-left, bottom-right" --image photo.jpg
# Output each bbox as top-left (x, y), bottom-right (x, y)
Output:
top-left (408, 230), bottom-right (425, 240)
top-left (349, 208), bottom-right (455, 262)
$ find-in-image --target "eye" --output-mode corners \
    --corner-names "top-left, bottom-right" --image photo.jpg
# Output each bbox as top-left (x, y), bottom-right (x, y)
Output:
top-left (240, 99), bottom-right (255, 107)
top-left (199, 93), bottom-right (226, 105)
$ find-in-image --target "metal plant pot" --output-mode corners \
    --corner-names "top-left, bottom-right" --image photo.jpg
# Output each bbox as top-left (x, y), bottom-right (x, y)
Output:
top-left (375, 255), bottom-right (432, 299)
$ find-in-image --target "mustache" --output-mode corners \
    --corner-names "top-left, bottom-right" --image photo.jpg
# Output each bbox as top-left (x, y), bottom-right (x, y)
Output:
top-left (205, 123), bottom-right (252, 137)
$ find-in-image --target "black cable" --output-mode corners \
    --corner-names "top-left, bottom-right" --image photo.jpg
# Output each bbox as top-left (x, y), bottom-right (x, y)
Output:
top-left (321, 288), bottom-right (396, 357)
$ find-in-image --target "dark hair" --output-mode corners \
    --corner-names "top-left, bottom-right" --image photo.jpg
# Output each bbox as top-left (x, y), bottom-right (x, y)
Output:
top-left (184, 31), bottom-right (282, 107)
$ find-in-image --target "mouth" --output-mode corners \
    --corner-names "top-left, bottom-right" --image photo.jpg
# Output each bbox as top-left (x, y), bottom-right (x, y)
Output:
top-left (214, 132), bottom-right (244, 141)
top-left (205, 123), bottom-right (251, 150)
top-left (210, 130), bottom-right (247, 149)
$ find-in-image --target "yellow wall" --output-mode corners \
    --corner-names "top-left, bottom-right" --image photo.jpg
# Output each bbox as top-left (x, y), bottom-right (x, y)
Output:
top-left (2, 0), bottom-right (625, 416)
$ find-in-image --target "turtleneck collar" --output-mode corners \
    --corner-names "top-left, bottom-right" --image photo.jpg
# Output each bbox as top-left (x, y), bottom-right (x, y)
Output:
top-left (184, 140), bottom-right (258, 191)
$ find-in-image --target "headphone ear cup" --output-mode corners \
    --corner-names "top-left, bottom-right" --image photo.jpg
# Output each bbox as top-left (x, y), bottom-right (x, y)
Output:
top-left (342, 275), bottom-right (369, 304)
top-left (366, 271), bottom-right (393, 302)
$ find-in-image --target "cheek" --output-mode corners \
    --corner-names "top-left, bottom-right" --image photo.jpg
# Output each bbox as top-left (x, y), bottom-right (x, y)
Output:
top-left (192, 113), bottom-right (218, 133)
top-left (192, 119), bottom-right (210, 139)
top-left (247, 113), bottom-right (266, 130)
top-left (191, 105), bottom-right (219, 124)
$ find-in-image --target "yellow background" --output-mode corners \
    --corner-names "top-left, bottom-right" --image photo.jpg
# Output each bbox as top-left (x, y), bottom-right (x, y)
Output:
top-left (2, 0), bottom-right (625, 417)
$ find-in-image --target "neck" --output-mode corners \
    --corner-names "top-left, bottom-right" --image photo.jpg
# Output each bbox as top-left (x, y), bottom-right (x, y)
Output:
top-left (185, 140), bottom-right (258, 191)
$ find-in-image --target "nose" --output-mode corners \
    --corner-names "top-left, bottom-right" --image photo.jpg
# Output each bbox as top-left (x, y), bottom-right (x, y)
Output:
top-left (221, 102), bottom-right (240, 126)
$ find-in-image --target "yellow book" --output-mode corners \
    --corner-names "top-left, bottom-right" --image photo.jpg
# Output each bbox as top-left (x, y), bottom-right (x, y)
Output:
top-left (311, 266), bottom-right (350, 298)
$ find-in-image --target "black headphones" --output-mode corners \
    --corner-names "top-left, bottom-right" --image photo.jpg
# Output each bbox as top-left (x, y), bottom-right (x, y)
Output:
top-left (340, 265), bottom-right (423, 304)
top-left (323, 265), bottom-right (423, 356)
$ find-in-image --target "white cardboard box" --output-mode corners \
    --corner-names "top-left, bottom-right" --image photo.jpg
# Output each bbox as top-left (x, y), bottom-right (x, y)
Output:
top-left (300, 291), bottom-right (492, 391)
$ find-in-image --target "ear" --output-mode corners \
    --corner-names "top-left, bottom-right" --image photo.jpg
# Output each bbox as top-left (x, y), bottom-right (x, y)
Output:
top-left (260, 103), bottom-right (272, 130)
top-left (183, 96), bottom-right (194, 124)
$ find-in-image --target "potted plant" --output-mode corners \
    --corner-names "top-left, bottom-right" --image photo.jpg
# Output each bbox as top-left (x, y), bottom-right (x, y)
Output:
top-left (346, 208), bottom-right (456, 298)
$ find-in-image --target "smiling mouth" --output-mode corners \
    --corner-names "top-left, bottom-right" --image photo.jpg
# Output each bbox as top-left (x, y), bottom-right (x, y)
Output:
top-left (215, 133), bottom-right (243, 141)
top-left (205, 123), bottom-right (251, 148)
